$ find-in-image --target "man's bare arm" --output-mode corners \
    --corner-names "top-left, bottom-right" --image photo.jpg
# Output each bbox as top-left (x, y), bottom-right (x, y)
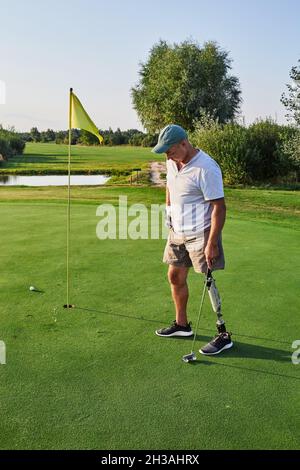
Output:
top-left (166, 187), bottom-right (170, 206)
top-left (205, 198), bottom-right (226, 269)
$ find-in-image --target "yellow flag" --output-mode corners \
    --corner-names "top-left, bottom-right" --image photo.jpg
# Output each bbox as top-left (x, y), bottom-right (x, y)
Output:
top-left (70, 90), bottom-right (103, 143)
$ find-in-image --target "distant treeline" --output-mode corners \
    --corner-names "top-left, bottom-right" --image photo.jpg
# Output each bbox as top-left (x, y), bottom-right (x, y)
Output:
top-left (1, 120), bottom-right (299, 185)
top-left (20, 127), bottom-right (158, 147)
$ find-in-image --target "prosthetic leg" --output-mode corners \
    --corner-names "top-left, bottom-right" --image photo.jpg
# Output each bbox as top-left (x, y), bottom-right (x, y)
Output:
top-left (182, 269), bottom-right (233, 362)
top-left (198, 269), bottom-right (233, 355)
top-left (206, 269), bottom-right (227, 334)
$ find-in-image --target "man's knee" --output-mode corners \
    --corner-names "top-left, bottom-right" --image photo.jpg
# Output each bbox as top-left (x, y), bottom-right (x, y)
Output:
top-left (168, 267), bottom-right (188, 287)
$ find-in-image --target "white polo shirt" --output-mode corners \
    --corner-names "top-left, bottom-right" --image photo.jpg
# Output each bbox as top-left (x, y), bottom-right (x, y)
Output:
top-left (167, 149), bottom-right (224, 236)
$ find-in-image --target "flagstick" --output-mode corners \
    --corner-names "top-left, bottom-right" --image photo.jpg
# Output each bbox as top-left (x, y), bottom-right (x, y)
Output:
top-left (66, 87), bottom-right (73, 309)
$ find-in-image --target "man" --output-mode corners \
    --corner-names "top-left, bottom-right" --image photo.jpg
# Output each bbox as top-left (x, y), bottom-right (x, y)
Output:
top-left (152, 124), bottom-right (233, 355)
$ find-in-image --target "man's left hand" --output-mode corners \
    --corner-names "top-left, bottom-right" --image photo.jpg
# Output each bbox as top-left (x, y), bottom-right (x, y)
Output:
top-left (204, 241), bottom-right (219, 270)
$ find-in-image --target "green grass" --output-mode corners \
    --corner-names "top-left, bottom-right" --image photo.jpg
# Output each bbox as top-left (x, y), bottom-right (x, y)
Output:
top-left (0, 186), bottom-right (299, 449)
top-left (0, 142), bottom-right (164, 175)
top-left (0, 185), bottom-right (299, 228)
top-left (225, 188), bottom-right (300, 230)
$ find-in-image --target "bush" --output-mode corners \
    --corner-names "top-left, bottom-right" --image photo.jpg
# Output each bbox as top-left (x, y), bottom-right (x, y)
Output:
top-left (244, 120), bottom-right (294, 181)
top-left (55, 131), bottom-right (67, 144)
top-left (0, 127), bottom-right (26, 159)
top-left (128, 132), bottom-right (145, 146)
top-left (191, 118), bottom-right (297, 184)
top-left (7, 135), bottom-right (26, 154)
top-left (141, 133), bottom-right (158, 147)
top-left (78, 129), bottom-right (99, 146)
top-left (281, 128), bottom-right (300, 181)
top-left (0, 138), bottom-right (13, 159)
top-left (191, 120), bottom-right (248, 184)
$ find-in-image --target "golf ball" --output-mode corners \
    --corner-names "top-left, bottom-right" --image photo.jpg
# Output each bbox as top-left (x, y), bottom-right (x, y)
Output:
top-left (29, 286), bottom-right (35, 291)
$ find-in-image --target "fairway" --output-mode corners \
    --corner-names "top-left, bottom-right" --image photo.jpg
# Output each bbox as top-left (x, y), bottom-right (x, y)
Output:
top-left (0, 143), bottom-right (164, 175)
top-left (0, 188), bottom-right (299, 450)
top-left (2, 0), bottom-right (300, 457)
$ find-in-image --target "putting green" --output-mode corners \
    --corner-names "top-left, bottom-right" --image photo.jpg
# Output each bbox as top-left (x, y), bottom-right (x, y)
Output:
top-left (0, 191), bottom-right (299, 450)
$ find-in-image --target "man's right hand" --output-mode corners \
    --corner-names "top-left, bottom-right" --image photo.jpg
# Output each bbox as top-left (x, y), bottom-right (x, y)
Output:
top-left (165, 205), bottom-right (172, 229)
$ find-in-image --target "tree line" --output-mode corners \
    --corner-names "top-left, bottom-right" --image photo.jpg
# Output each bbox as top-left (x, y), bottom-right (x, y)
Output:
top-left (0, 38), bottom-right (299, 185)
top-left (20, 127), bottom-right (158, 147)
top-left (131, 39), bottom-right (300, 184)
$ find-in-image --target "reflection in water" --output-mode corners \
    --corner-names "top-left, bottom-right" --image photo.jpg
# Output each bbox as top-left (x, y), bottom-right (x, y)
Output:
top-left (0, 175), bottom-right (9, 184)
top-left (0, 174), bottom-right (110, 186)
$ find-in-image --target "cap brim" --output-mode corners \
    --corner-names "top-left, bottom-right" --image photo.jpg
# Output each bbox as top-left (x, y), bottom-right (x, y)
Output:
top-left (151, 143), bottom-right (170, 154)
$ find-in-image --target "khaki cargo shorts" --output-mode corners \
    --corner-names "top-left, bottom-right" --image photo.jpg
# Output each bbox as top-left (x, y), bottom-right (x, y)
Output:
top-left (163, 228), bottom-right (225, 273)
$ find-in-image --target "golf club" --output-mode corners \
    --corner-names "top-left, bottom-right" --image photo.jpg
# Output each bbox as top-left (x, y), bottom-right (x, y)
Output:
top-left (182, 269), bottom-right (211, 363)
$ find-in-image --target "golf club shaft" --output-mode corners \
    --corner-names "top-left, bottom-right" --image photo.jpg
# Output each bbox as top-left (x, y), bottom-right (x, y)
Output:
top-left (190, 274), bottom-right (208, 353)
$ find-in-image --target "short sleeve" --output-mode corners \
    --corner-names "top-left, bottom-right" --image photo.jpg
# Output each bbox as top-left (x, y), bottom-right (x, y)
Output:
top-left (199, 164), bottom-right (224, 201)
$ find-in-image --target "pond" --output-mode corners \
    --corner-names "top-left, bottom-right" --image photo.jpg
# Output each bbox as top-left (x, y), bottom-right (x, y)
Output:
top-left (0, 174), bottom-right (110, 186)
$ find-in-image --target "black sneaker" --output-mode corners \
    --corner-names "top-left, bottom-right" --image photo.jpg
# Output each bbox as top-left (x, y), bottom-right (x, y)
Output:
top-left (156, 320), bottom-right (193, 337)
top-left (200, 332), bottom-right (233, 355)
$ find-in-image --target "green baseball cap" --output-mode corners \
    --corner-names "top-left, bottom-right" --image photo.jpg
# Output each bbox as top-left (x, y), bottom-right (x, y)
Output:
top-left (152, 124), bottom-right (188, 154)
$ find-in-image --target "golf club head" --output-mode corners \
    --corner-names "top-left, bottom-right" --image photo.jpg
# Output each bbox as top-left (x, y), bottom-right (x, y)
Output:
top-left (182, 352), bottom-right (197, 363)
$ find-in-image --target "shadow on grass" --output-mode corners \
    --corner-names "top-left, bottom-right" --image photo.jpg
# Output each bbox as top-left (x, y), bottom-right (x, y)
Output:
top-left (190, 357), bottom-right (300, 381)
top-left (6, 157), bottom-right (62, 165)
top-left (76, 306), bottom-right (293, 347)
top-left (194, 334), bottom-right (291, 363)
top-left (76, 306), bottom-right (163, 324)
top-left (17, 154), bottom-right (66, 160)
top-left (186, 335), bottom-right (300, 380)
top-left (76, 306), bottom-right (295, 366)
top-left (200, 326), bottom-right (291, 346)
top-left (76, 306), bottom-right (300, 380)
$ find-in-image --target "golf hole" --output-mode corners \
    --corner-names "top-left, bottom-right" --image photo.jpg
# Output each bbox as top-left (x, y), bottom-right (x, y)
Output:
top-left (63, 304), bottom-right (76, 309)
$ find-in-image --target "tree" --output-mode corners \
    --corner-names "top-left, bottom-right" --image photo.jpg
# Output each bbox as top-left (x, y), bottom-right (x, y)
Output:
top-left (41, 129), bottom-right (56, 142)
top-left (55, 130), bottom-right (67, 144)
top-left (110, 128), bottom-right (126, 145)
top-left (281, 60), bottom-right (300, 126)
top-left (132, 39), bottom-right (242, 132)
top-left (141, 133), bottom-right (158, 147)
top-left (78, 129), bottom-right (99, 145)
top-left (30, 127), bottom-right (41, 142)
top-left (45, 129), bottom-right (55, 142)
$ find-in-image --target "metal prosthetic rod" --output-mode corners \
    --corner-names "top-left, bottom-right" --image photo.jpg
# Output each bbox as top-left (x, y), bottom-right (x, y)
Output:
top-left (206, 270), bottom-right (227, 333)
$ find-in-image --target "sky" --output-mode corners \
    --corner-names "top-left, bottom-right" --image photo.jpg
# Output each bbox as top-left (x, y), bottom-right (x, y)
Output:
top-left (0, 0), bottom-right (299, 132)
